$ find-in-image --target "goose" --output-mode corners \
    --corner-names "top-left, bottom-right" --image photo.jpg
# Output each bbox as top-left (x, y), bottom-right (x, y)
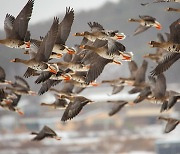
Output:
top-left (74, 21), bottom-right (126, 42)
top-left (0, 89), bottom-right (23, 115)
top-left (150, 18), bottom-right (180, 76)
top-left (60, 95), bottom-right (93, 121)
top-left (141, 0), bottom-right (180, 6)
top-left (129, 15), bottom-right (162, 35)
top-left (5, 76), bottom-right (36, 96)
top-left (27, 7), bottom-right (75, 55)
top-left (0, 66), bottom-right (12, 85)
top-left (0, 0), bottom-right (34, 49)
top-left (31, 125), bottom-right (61, 141)
top-left (166, 7), bottom-right (180, 12)
top-left (158, 116), bottom-right (180, 133)
top-left (11, 17), bottom-right (59, 76)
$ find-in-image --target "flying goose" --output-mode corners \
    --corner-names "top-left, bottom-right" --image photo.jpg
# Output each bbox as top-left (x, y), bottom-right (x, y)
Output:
top-left (141, 0), bottom-right (180, 6)
top-left (129, 15), bottom-right (162, 36)
top-left (150, 18), bottom-right (180, 76)
top-left (0, 89), bottom-right (23, 115)
top-left (31, 125), bottom-right (61, 141)
top-left (0, 0), bottom-right (34, 49)
top-left (0, 66), bottom-right (12, 85)
top-left (11, 17), bottom-right (59, 77)
top-left (60, 95), bottom-right (93, 121)
top-left (41, 94), bottom-right (68, 109)
top-left (107, 100), bottom-right (128, 116)
top-left (158, 116), bottom-right (180, 133)
top-left (5, 76), bottom-right (36, 96)
top-left (74, 21), bottom-right (126, 42)
top-left (144, 33), bottom-right (168, 63)
top-left (149, 18), bottom-right (180, 53)
top-left (166, 7), bottom-right (180, 13)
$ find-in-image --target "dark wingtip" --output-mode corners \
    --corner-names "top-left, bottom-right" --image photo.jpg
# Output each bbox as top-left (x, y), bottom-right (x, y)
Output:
top-left (150, 70), bottom-right (157, 76)
top-left (35, 79), bottom-right (41, 84)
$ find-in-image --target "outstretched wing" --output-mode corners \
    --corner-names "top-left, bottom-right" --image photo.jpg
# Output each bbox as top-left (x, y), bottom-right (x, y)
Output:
top-left (169, 18), bottom-right (180, 43)
top-left (56, 7), bottom-right (74, 45)
top-left (11, 0), bottom-right (34, 40)
top-left (35, 17), bottom-right (59, 62)
top-left (4, 14), bottom-right (15, 38)
top-left (134, 25), bottom-right (150, 36)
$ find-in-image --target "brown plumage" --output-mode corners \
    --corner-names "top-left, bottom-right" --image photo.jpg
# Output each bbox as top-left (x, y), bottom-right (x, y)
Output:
top-left (128, 60), bottom-right (148, 94)
top-left (28, 7), bottom-right (75, 56)
top-left (144, 33), bottom-right (168, 63)
top-left (166, 7), bottom-right (180, 13)
top-left (74, 21), bottom-right (125, 41)
top-left (167, 94), bottom-right (180, 110)
top-left (134, 74), bottom-right (167, 104)
top-left (0, 0), bottom-right (34, 48)
top-left (0, 89), bottom-right (23, 115)
top-left (107, 100), bottom-right (128, 116)
top-left (41, 97), bottom-right (68, 109)
top-left (61, 95), bottom-right (93, 121)
top-left (149, 18), bottom-right (180, 53)
top-left (141, 0), bottom-right (180, 6)
top-left (129, 15), bottom-right (162, 35)
top-left (5, 76), bottom-right (36, 96)
top-left (11, 17), bottom-right (59, 77)
top-left (31, 125), bottom-right (61, 141)
top-left (0, 66), bottom-right (12, 85)
top-left (150, 52), bottom-right (180, 76)
top-left (158, 116), bottom-right (180, 133)
top-left (150, 18), bottom-right (180, 76)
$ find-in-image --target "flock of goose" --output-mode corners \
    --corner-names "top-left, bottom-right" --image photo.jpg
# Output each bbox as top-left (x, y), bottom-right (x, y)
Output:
top-left (0, 0), bottom-right (179, 141)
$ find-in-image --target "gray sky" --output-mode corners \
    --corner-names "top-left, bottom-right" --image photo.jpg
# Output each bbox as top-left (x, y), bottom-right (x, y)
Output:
top-left (0, 0), bottom-right (119, 29)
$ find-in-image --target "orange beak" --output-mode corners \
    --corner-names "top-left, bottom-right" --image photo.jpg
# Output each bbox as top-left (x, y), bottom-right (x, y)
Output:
top-left (3, 99), bottom-right (12, 104)
top-left (67, 48), bottom-right (75, 55)
top-left (116, 33), bottom-right (126, 40)
top-left (121, 54), bottom-right (132, 61)
top-left (16, 109), bottom-right (24, 116)
top-left (90, 82), bottom-right (100, 87)
top-left (85, 65), bottom-right (91, 69)
top-left (62, 74), bottom-right (71, 81)
top-left (25, 41), bottom-right (30, 49)
top-left (50, 53), bottom-right (63, 59)
top-left (113, 60), bottom-right (122, 65)
top-left (155, 22), bottom-right (162, 30)
top-left (122, 57), bottom-right (131, 61)
top-left (79, 45), bottom-right (85, 49)
top-left (56, 53), bottom-right (63, 58)
top-left (48, 66), bottom-right (57, 74)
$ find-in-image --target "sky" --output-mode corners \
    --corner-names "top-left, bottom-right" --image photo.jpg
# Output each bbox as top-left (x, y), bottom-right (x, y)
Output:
top-left (0, 0), bottom-right (119, 29)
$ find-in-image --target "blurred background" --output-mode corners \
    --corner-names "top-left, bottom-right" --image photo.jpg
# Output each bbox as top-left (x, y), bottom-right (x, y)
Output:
top-left (0, 0), bottom-right (179, 154)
